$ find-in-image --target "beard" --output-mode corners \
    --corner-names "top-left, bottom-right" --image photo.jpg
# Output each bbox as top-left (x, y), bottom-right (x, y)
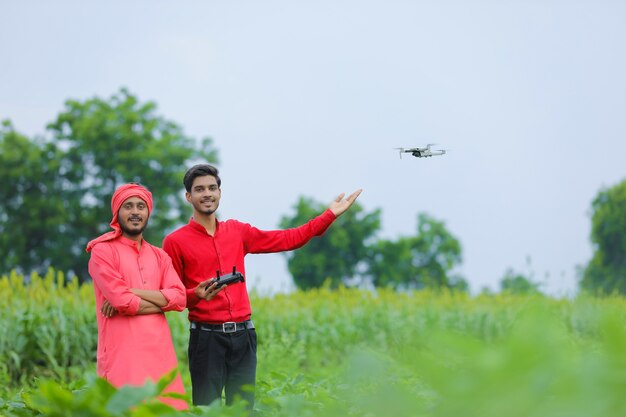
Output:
top-left (199, 207), bottom-right (217, 215)
top-left (119, 218), bottom-right (148, 236)
top-left (194, 199), bottom-right (219, 215)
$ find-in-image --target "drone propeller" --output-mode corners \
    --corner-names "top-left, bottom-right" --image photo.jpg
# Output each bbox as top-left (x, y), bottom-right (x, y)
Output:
top-left (393, 147), bottom-right (405, 159)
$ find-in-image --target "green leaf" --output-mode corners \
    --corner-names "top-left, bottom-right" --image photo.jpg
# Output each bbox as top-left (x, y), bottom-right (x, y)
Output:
top-left (105, 382), bottom-right (159, 415)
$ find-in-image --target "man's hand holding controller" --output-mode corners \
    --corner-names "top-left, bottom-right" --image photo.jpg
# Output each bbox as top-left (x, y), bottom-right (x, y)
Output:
top-left (194, 279), bottom-right (224, 301)
top-left (194, 267), bottom-right (245, 301)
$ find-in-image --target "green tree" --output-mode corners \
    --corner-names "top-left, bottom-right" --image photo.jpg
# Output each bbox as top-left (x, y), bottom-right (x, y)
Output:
top-left (580, 178), bottom-right (626, 295)
top-left (0, 121), bottom-right (64, 274)
top-left (0, 89), bottom-right (218, 280)
top-left (367, 213), bottom-right (466, 290)
top-left (499, 268), bottom-right (541, 295)
top-left (279, 197), bottom-right (381, 289)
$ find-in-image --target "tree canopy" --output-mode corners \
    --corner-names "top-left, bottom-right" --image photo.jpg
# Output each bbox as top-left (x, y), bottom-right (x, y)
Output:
top-left (580, 178), bottom-right (626, 295)
top-left (280, 198), bottom-right (466, 291)
top-left (279, 197), bottom-right (381, 289)
top-left (367, 213), bottom-right (466, 291)
top-left (0, 89), bottom-right (218, 280)
top-left (499, 268), bottom-right (541, 295)
top-left (0, 122), bottom-right (62, 274)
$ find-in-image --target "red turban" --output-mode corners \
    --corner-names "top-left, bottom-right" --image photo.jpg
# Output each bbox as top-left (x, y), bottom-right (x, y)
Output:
top-left (86, 183), bottom-right (154, 252)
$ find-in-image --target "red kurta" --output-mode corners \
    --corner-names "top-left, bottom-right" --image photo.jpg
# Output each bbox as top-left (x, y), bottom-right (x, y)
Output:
top-left (163, 209), bottom-right (336, 324)
top-left (88, 236), bottom-right (188, 410)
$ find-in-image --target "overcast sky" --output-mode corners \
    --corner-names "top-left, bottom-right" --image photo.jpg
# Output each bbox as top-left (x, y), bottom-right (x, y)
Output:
top-left (2, 1), bottom-right (625, 296)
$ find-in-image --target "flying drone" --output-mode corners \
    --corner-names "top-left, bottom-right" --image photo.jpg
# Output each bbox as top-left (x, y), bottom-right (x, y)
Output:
top-left (395, 144), bottom-right (447, 159)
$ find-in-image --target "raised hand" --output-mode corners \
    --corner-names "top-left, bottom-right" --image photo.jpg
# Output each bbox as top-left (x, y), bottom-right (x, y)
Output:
top-left (329, 189), bottom-right (363, 217)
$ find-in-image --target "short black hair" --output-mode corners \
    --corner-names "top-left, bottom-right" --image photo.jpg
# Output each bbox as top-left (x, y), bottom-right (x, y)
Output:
top-left (183, 164), bottom-right (221, 192)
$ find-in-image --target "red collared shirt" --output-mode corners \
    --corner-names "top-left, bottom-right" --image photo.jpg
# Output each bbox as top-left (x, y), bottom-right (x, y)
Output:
top-left (163, 209), bottom-right (336, 323)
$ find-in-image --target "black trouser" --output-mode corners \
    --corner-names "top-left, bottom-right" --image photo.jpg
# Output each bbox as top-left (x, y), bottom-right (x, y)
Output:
top-left (188, 323), bottom-right (257, 408)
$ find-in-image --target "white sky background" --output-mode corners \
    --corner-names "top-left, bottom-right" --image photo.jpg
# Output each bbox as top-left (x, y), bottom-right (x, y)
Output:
top-left (1, 1), bottom-right (625, 296)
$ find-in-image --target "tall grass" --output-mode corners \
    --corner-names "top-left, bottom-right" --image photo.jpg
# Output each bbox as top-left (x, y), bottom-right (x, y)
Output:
top-left (2, 270), bottom-right (626, 416)
top-left (0, 269), bottom-right (96, 391)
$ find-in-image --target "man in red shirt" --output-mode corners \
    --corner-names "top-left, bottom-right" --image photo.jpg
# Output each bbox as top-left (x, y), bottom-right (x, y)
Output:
top-left (162, 164), bottom-right (361, 409)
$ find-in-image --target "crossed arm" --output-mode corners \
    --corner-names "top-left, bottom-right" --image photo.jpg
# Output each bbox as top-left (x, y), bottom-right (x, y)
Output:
top-left (101, 289), bottom-right (166, 317)
top-left (90, 244), bottom-right (187, 318)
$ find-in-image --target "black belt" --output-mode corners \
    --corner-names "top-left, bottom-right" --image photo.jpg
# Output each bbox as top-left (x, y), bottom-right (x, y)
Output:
top-left (190, 320), bottom-right (255, 333)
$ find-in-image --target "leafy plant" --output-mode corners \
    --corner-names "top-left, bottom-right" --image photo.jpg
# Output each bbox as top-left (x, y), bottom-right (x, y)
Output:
top-left (4, 272), bottom-right (626, 416)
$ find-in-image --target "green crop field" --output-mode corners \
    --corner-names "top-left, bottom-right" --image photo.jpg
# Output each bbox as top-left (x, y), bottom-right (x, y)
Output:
top-left (2, 269), bottom-right (626, 417)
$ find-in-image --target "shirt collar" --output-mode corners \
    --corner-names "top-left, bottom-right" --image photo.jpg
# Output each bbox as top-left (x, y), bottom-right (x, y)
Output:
top-left (188, 217), bottom-right (220, 234)
top-left (118, 235), bottom-right (144, 249)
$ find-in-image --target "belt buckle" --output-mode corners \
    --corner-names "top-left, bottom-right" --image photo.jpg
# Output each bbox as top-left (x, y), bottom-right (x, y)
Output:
top-left (222, 322), bottom-right (237, 333)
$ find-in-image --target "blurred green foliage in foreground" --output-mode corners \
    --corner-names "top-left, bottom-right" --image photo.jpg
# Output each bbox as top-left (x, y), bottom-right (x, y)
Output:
top-left (2, 269), bottom-right (626, 416)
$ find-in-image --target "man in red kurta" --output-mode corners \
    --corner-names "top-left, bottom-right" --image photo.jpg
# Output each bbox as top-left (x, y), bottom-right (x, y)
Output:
top-left (162, 164), bottom-right (362, 409)
top-left (87, 183), bottom-right (188, 410)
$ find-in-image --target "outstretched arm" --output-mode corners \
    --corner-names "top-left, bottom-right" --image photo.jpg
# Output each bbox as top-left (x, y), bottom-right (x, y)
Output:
top-left (243, 189), bottom-right (363, 255)
top-left (328, 189), bottom-right (362, 217)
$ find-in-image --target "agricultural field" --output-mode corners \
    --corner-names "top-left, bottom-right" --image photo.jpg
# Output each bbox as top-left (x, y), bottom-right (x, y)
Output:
top-left (2, 269), bottom-right (626, 416)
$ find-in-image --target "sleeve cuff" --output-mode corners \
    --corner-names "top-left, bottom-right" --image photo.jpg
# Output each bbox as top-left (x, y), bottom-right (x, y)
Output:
top-left (315, 209), bottom-right (337, 235)
top-left (186, 288), bottom-right (201, 309)
top-left (160, 289), bottom-right (186, 311)
top-left (125, 295), bottom-right (141, 315)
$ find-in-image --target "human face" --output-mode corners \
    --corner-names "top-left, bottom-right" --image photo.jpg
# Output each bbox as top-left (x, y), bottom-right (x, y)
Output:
top-left (118, 196), bottom-right (149, 238)
top-left (186, 175), bottom-right (221, 216)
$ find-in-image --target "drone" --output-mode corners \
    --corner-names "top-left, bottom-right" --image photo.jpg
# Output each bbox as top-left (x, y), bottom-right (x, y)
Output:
top-left (395, 144), bottom-right (447, 159)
